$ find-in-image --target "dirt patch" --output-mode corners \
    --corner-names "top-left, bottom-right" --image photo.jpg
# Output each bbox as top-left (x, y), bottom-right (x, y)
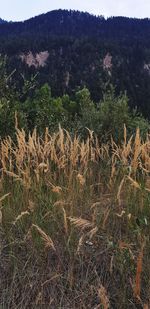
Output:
top-left (20, 51), bottom-right (49, 68)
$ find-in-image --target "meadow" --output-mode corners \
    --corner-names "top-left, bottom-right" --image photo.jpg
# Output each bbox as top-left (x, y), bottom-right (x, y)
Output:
top-left (0, 125), bottom-right (150, 308)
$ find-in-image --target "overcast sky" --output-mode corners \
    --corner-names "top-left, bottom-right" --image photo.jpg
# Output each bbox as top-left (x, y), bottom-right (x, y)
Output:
top-left (1, 0), bottom-right (150, 21)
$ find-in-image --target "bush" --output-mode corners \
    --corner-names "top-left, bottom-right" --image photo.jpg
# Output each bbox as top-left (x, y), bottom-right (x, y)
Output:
top-left (75, 86), bottom-right (150, 141)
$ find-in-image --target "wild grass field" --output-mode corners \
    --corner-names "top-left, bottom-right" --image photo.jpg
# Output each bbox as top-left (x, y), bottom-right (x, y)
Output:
top-left (0, 125), bottom-right (150, 308)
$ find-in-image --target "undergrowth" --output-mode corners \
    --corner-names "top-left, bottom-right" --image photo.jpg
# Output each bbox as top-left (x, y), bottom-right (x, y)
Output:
top-left (0, 126), bottom-right (150, 308)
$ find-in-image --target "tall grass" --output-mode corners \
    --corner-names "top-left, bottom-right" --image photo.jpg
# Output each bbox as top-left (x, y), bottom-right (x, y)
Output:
top-left (0, 126), bottom-right (150, 308)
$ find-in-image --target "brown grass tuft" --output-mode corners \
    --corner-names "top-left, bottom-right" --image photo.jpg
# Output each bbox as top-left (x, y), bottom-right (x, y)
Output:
top-left (98, 284), bottom-right (110, 309)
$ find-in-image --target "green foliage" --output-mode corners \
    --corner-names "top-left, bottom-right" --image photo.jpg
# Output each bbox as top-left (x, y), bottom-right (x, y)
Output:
top-left (98, 88), bottom-right (130, 140)
top-left (98, 87), bottom-right (149, 140)
top-left (129, 108), bottom-right (150, 137)
top-left (22, 84), bottom-right (67, 134)
top-left (74, 86), bottom-right (150, 141)
top-left (0, 55), bottom-right (149, 141)
top-left (75, 88), bottom-right (99, 133)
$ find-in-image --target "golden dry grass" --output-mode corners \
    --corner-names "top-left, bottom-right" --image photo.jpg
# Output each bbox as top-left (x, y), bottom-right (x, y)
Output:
top-left (1, 126), bottom-right (150, 186)
top-left (0, 126), bottom-right (150, 308)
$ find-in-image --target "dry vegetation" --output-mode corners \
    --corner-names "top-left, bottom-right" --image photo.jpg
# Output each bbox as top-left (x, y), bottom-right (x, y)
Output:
top-left (0, 126), bottom-right (150, 308)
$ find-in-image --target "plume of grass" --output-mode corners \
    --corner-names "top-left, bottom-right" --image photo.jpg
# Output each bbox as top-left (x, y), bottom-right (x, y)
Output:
top-left (76, 234), bottom-right (85, 254)
top-left (127, 176), bottom-right (141, 190)
top-left (32, 224), bottom-right (56, 251)
top-left (88, 226), bottom-right (98, 239)
top-left (62, 207), bottom-right (68, 235)
top-left (132, 127), bottom-right (141, 174)
top-left (98, 284), bottom-right (110, 309)
top-left (134, 244), bottom-right (144, 301)
top-left (12, 211), bottom-right (30, 225)
top-left (0, 192), bottom-right (11, 203)
top-left (0, 209), bottom-right (2, 224)
top-left (102, 208), bottom-right (110, 229)
top-left (68, 217), bottom-right (93, 231)
top-left (77, 173), bottom-right (86, 186)
top-left (117, 177), bottom-right (125, 206)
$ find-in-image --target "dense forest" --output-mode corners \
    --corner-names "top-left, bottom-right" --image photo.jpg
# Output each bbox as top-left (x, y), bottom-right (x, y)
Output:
top-left (0, 10), bottom-right (150, 118)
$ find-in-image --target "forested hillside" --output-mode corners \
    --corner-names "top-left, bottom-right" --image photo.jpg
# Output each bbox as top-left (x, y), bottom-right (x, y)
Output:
top-left (0, 18), bottom-right (7, 24)
top-left (1, 10), bottom-right (150, 117)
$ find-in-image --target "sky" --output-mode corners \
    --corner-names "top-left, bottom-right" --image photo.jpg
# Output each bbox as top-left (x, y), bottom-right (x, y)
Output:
top-left (1, 0), bottom-right (150, 21)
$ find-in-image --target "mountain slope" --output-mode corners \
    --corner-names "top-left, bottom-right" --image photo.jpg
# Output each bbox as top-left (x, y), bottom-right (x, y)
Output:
top-left (0, 18), bottom-right (7, 24)
top-left (1, 10), bottom-right (150, 117)
top-left (0, 10), bottom-right (150, 41)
